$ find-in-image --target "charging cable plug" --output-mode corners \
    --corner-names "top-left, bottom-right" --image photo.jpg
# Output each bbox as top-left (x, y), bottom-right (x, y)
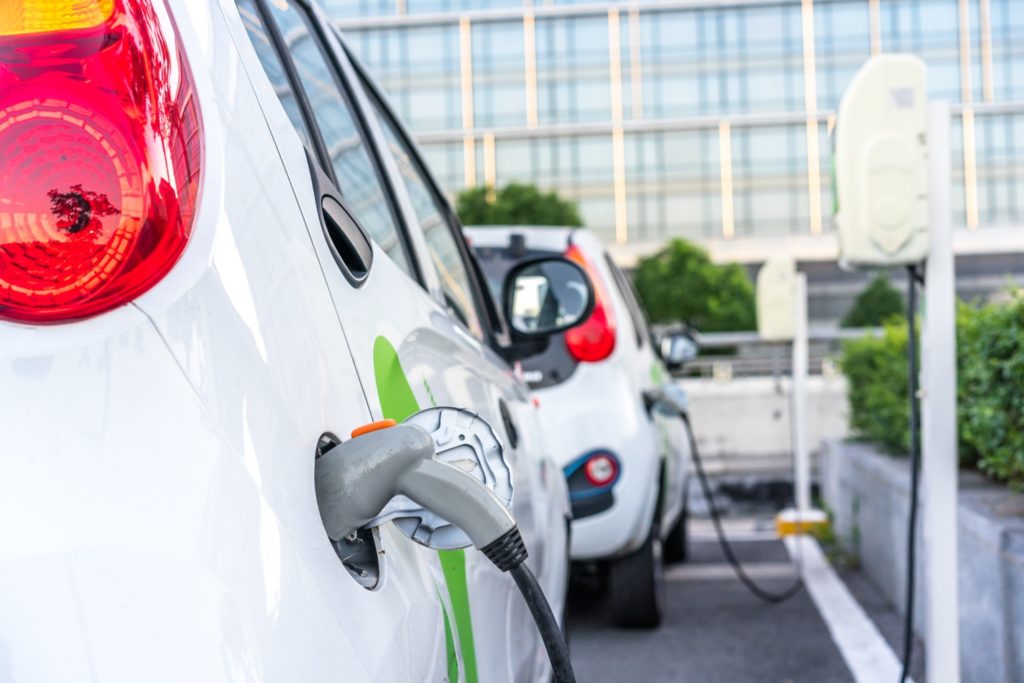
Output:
top-left (315, 419), bottom-right (575, 683)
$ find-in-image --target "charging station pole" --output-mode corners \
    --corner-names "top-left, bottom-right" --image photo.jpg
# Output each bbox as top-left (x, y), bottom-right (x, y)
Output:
top-left (792, 273), bottom-right (810, 515)
top-left (760, 258), bottom-right (825, 536)
top-left (921, 100), bottom-right (960, 682)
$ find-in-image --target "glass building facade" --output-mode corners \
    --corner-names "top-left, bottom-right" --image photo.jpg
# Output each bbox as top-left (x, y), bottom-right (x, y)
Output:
top-left (328, 0), bottom-right (1024, 254)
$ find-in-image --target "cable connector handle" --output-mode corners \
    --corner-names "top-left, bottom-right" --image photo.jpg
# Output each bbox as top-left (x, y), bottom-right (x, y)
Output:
top-left (481, 527), bottom-right (529, 572)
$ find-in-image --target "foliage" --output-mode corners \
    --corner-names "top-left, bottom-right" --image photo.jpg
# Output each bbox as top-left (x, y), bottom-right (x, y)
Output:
top-left (455, 182), bottom-right (583, 227)
top-left (841, 291), bottom-right (1024, 488)
top-left (841, 273), bottom-right (905, 328)
top-left (631, 238), bottom-right (755, 332)
top-left (841, 319), bottom-right (911, 454)
top-left (957, 292), bottom-right (1024, 485)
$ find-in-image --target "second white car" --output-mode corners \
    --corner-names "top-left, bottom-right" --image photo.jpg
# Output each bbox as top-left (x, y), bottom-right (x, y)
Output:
top-left (469, 226), bottom-right (697, 628)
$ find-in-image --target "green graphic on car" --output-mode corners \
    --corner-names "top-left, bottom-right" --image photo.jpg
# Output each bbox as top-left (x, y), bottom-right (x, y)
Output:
top-left (373, 336), bottom-right (478, 683)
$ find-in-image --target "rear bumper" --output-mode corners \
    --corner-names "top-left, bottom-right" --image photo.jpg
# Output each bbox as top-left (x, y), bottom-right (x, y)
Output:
top-left (535, 364), bottom-right (660, 561)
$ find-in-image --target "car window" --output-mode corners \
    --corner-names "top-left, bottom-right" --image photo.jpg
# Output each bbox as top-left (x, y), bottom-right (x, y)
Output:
top-left (367, 96), bottom-right (486, 340)
top-left (236, 0), bottom-right (314, 151)
top-left (605, 254), bottom-right (649, 348)
top-left (238, 0), bottom-right (413, 278)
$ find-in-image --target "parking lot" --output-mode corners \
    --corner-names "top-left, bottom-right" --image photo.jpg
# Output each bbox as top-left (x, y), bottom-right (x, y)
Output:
top-left (570, 517), bottom-right (927, 683)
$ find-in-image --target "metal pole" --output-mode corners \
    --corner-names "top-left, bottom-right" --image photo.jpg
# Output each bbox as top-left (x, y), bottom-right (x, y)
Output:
top-left (922, 100), bottom-right (960, 682)
top-left (792, 272), bottom-right (810, 513)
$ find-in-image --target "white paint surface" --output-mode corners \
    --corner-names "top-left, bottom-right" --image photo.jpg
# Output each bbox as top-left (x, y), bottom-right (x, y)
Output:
top-left (785, 535), bottom-right (911, 683)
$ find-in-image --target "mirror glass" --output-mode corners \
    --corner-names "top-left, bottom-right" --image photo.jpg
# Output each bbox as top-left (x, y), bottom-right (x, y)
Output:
top-left (508, 259), bottom-right (591, 336)
top-left (661, 333), bottom-right (699, 366)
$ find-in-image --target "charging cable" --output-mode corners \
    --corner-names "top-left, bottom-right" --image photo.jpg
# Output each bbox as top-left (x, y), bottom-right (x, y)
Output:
top-left (900, 264), bottom-right (924, 683)
top-left (315, 422), bottom-right (576, 683)
top-left (681, 412), bottom-right (804, 604)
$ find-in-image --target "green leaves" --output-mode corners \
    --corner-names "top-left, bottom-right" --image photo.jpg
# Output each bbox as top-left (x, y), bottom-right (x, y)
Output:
top-left (631, 238), bottom-right (755, 332)
top-left (841, 273), bottom-right (906, 328)
top-left (841, 320), bottom-right (912, 454)
top-left (455, 183), bottom-right (583, 227)
top-left (957, 292), bottom-right (1024, 487)
top-left (841, 290), bottom-right (1024, 488)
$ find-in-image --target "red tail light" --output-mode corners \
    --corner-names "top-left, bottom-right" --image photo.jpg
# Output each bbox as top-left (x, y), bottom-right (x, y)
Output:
top-left (0, 0), bottom-right (201, 323)
top-left (563, 243), bottom-right (616, 362)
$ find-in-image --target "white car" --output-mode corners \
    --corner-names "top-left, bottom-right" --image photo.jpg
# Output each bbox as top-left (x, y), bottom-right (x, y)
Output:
top-left (0, 1), bottom-right (588, 680)
top-left (469, 226), bottom-right (697, 628)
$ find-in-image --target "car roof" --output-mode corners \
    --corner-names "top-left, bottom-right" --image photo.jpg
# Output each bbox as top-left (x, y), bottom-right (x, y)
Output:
top-left (464, 225), bottom-right (588, 253)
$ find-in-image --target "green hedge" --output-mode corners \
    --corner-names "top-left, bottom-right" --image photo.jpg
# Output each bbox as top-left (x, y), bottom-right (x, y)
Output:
top-left (841, 291), bottom-right (1024, 488)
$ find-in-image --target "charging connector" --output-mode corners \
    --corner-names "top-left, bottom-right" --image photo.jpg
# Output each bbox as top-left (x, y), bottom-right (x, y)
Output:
top-left (315, 418), bottom-right (576, 683)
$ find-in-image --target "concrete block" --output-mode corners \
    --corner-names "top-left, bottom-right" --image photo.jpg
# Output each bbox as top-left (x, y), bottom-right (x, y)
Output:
top-left (822, 439), bottom-right (1024, 683)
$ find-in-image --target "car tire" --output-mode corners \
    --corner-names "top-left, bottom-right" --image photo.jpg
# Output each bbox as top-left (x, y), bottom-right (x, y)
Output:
top-left (663, 502), bottom-right (689, 564)
top-left (608, 518), bottom-right (664, 629)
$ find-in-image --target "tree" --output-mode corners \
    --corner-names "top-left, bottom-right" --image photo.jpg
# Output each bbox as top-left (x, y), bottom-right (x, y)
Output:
top-left (841, 273), bottom-right (905, 328)
top-left (632, 238), bottom-right (756, 332)
top-left (455, 182), bottom-right (583, 227)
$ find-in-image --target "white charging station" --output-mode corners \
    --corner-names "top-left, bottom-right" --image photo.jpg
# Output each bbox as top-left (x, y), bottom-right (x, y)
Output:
top-left (757, 257), bottom-right (827, 536)
top-left (835, 55), bottom-right (929, 267)
top-left (834, 55), bottom-right (960, 682)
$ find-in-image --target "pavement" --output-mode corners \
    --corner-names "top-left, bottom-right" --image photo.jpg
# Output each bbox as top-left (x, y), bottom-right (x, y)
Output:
top-left (568, 517), bottom-right (919, 683)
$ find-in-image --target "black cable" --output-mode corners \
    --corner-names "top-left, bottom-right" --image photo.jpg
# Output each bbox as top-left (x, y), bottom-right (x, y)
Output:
top-left (682, 413), bottom-right (803, 604)
top-left (900, 265), bottom-right (922, 683)
top-left (509, 563), bottom-right (577, 683)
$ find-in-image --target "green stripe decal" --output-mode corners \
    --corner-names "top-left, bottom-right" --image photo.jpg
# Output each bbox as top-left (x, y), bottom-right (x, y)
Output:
top-left (439, 549), bottom-right (478, 683)
top-left (373, 336), bottom-right (478, 683)
top-left (373, 336), bottom-right (420, 423)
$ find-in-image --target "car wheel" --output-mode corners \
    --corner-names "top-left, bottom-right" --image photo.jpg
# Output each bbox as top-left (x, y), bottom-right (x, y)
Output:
top-left (608, 518), bottom-right (664, 629)
top-left (663, 502), bottom-right (689, 564)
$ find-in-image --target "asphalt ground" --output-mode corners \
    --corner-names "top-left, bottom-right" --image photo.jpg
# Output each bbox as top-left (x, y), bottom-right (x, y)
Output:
top-left (567, 517), bottom-right (919, 683)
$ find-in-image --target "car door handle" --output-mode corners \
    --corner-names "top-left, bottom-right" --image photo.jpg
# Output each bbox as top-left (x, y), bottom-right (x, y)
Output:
top-left (642, 389), bottom-right (659, 417)
top-left (305, 150), bottom-right (373, 286)
top-left (499, 399), bottom-right (519, 450)
top-left (321, 195), bottom-right (372, 285)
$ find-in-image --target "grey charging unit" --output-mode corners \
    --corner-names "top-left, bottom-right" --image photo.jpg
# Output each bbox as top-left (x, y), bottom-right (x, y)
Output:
top-left (834, 55), bottom-right (960, 682)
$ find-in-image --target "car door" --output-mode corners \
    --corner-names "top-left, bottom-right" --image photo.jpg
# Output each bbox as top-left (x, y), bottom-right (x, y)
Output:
top-left (604, 255), bottom-right (690, 532)
top-left (227, 2), bottom-right (455, 681)
top-left (232, 1), bottom-right (551, 680)
top-left (350, 65), bottom-right (569, 682)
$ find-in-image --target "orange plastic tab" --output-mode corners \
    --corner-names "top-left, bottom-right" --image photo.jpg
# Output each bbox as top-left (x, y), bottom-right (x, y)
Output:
top-left (351, 419), bottom-right (397, 438)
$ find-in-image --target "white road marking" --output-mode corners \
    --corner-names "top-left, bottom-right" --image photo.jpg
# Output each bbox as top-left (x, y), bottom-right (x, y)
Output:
top-left (665, 562), bottom-right (798, 582)
top-left (784, 535), bottom-right (912, 683)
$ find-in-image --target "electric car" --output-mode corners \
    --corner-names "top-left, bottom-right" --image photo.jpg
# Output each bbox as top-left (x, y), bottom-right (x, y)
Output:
top-left (0, 1), bottom-right (587, 680)
top-left (469, 226), bottom-right (698, 628)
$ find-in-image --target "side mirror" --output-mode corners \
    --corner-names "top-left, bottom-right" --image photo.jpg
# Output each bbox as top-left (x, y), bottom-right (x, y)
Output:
top-left (660, 332), bottom-right (699, 368)
top-left (502, 256), bottom-right (595, 339)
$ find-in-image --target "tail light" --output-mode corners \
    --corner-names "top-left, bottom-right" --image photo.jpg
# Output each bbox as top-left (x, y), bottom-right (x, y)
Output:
top-left (0, 0), bottom-right (201, 324)
top-left (563, 243), bottom-right (616, 362)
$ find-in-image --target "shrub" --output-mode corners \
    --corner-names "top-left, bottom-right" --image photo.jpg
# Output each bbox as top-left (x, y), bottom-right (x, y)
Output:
top-left (841, 291), bottom-right (1024, 488)
top-left (841, 319), bottom-right (911, 454)
top-left (841, 273), bottom-right (905, 327)
top-left (957, 292), bottom-right (1024, 485)
top-left (632, 238), bottom-right (756, 332)
top-left (455, 183), bottom-right (583, 227)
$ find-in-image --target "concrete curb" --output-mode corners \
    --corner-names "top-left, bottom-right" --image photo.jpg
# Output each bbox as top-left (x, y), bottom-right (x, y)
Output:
top-left (822, 439), bottom-right (1024, 683)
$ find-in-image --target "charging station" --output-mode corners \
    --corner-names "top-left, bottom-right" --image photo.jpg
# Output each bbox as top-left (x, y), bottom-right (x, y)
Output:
top-left (756, 256), bottom-right (828, 536)
top-left (834, 54), bottom-right (960, 682)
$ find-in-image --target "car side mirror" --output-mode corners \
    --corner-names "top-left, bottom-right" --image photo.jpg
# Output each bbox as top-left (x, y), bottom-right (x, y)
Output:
top-left (659, 332), bottom-right (699, 368)
top-left (499, 257), bottom-right (594, 360)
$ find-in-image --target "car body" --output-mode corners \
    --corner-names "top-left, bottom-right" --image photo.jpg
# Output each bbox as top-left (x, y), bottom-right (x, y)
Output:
top-left (468, 226), bottom-right (694, 628)
top-left (0, 1), bottom-right (572, 680)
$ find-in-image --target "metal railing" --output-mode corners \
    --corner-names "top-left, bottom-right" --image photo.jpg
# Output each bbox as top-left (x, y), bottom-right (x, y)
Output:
top-left (677, 327), bottom-right (882, 379)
